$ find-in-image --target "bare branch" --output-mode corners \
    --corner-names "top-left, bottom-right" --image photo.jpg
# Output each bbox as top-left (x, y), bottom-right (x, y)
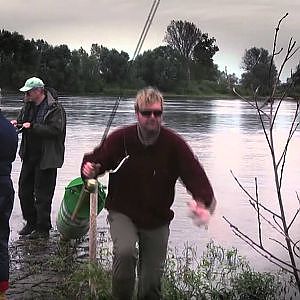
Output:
top-left (293, 240), bottom-right (300, 258)
top-left (269, 237), bottom-right (289, 251)
top-left (274, 48), bottom-right (283, 56)
top-left (249, 198), bottom-right (286, 236)
top-left (272, 214), bottom-right (284, 232)
top-left (255, 178), bottom-right (263, 246)
top-left (230, 169), bottom-right (256, 202)
top-left (223, 216), bottom-right (300, 273)
top-left (287, 208), bottom-right (300, 230)
top-left (232, 87), bottom-right (270, 119)
top-left (278, 103), bottom-right (300, 187)
top-left (269, 13), bottom-right (288, 87)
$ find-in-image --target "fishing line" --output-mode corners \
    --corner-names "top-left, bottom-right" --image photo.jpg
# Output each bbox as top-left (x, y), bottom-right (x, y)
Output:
top-left (99, 96), bottom-right (121, 146)
top-left (132, 0), bottom-right (160, 61)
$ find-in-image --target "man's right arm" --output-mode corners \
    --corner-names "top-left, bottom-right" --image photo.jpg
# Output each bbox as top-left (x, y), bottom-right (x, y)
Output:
top-left (80, 138), bottom-right (111, 180)
top-left (80, 129), bottom-right (123, 180)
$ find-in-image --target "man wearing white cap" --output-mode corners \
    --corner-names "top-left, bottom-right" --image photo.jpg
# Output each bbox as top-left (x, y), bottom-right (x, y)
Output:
top-left (11, 77), bottom-right (66, 239)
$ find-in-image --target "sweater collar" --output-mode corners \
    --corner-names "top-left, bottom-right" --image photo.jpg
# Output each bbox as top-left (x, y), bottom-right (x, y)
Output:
top-left (137, 123), bottom-right (160, 146)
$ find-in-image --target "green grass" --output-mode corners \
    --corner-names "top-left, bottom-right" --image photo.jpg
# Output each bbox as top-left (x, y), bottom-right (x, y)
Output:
top-left (59, 240), bottom-right (297, 299)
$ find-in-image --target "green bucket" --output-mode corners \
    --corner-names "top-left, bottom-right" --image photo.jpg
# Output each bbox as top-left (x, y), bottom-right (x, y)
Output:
top-left (56, 177), bottom-right (106, 240)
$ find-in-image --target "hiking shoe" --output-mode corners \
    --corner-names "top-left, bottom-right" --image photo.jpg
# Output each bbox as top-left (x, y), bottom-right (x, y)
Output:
top-left (28, 230), bottom-right (49, 240)
top-left (18, 223), bottom-right (36, 236)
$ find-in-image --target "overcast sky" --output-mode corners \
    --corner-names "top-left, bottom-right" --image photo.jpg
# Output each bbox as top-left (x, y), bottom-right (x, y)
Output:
top-left (1, 0), bottom-right (299, 81)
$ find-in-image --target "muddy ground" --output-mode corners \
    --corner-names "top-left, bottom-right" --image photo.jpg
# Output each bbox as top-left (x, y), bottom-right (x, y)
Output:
top-left (7, 230), bottom-right (109, 300)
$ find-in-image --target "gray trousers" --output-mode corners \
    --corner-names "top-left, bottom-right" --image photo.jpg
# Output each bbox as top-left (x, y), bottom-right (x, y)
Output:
top-left (107, 210), bottom-right (170, 300)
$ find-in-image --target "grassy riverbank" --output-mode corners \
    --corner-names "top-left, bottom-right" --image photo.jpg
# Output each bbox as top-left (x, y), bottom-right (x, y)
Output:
top-left (7, 230), bottom-right (298, 299)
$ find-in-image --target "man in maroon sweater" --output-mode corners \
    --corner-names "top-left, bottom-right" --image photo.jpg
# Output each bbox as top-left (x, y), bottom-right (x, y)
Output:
top-left (81, 87), bottom-right (216, 300)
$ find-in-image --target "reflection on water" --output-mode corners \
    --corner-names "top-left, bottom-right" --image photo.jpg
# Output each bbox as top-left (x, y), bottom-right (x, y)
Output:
top-left (2, 95), bottom-right (300, 272)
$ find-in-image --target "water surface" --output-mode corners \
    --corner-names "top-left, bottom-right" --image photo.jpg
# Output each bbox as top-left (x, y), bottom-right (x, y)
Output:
top-left (2, 95), bottom-right (299, 271)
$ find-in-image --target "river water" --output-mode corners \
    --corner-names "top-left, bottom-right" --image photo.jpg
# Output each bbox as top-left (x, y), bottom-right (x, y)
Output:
top-left (1, 95), bottom-right (300, 272)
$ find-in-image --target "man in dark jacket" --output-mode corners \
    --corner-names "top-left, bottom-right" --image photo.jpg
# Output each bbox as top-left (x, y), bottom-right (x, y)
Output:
top-left (0, 110), bottom-right (17, 298)
top-left (81, 87), bottom-right (216, 299)
top-left (11, 77), bottom-right (66, 239)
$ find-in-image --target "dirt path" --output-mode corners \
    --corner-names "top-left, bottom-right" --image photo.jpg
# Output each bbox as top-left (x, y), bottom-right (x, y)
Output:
top-left (7, 231), bottom-right (91, 300)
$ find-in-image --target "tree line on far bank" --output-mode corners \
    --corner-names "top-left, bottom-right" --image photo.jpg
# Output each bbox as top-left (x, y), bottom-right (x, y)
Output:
top-left (0, 20), bottom-right (299, 96)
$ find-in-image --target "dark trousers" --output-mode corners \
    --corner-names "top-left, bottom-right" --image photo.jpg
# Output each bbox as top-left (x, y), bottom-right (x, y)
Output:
top-left (0, 178), bottom-right (14, 282)
top-left (18, 160), bottom-right (57, 231)
top-left (108, 211), bottom-right (170, 300)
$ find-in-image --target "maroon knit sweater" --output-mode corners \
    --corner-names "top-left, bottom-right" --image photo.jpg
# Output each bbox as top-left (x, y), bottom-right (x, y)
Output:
top-left (82, 124), bottom-right (214, 229)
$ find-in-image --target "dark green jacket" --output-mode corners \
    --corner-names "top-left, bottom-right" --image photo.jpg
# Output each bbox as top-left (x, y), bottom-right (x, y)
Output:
top-left (17, 88), bottom-right (66, 169)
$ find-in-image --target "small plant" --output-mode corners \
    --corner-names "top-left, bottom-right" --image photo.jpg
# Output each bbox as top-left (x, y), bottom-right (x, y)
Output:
top-left (161, 240), bottom-right (285, 299)
top-left (230, 270), bottom-right (281, 299)
top-left (63, 262), bottom-right (112, 300)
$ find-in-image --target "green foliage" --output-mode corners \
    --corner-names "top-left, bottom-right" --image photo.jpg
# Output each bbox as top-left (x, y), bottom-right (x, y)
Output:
top-left (56, 239), bottom-right (296, 299)
top-left (164, 20), bottom-right (202, 60)
top-left (64, 262), bottom-right (112, 300)
top-left (240, 47), bottom-right (277, 95)
top-left (161, 240), bottom-right (290, 299)
top-left (0, 30), bottom-right (38, 89)
top-left (229, 270), bottom-right (281, 299)
top-left (134, 46), bottom-right (185, 91)
top-left (164, 20), bottom-right (219, 83)
top-left (1, 25), bottom-right (296, 97)
top-left (90, 44), bottom-right (130, 85)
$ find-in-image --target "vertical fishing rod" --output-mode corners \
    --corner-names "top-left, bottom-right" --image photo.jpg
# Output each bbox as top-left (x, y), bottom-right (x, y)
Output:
top-left (132, 0), bottom-right (160, 61)
top-left (100, 96), bottom-right (121, 146)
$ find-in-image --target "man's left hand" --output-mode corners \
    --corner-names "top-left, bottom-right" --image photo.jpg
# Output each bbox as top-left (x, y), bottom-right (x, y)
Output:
top-left (187, 199), bottom-right (211, 227)
top-left (22, 122), bottom-right (31, 128)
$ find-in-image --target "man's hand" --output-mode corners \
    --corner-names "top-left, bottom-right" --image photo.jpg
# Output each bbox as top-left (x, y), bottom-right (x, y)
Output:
top-left (187, 199), bottom-right (211, 227)
top-left (22, 122), bottom-right (31, 129)
top-left (82, 162), bottom-right (101, 179)
top-left (10, 120), bottom-right (17, 127)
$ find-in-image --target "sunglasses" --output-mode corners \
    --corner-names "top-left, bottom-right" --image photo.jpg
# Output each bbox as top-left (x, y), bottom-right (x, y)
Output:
top-left (139, 110), bottom-right (163, 117)
top-left (25, 88), bottom-right (37, 95)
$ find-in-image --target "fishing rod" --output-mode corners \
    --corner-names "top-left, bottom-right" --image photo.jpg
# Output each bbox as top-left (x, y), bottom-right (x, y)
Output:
top-left (100, 96), bottom-right (121, 146)
top-left (132, 0), bottom-right (160, 61)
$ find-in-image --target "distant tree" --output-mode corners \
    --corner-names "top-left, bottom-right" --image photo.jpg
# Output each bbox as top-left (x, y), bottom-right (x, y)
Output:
top-left (164, 20), bottom-right (201, 61)
top-left (193, 33), bottom-right (219, 64)
top-left (164, 20), bottom-right (219, 82)
top-left (285, 64), bottom-right (300, 97)
top-left (0, 30), bottom-right (38, 90)
top-left (64, 48), bottom-right (88, 93)
top-left (90, 44), bottom-right (129, 86)
top-left (134, 46), bottom-right (185, 91)
top-left (292, 64), bottom-right (300, 86)
top-left (38, 44), bottom-right (71, 91)
top-left (164, 20), bottom-right (198, 81)
top-left (35, 39), bottom-right (51, 80)
top-left (240, 47), bottom-right (277, 95)
top-left (217, 69), bottom-right (239, 91)
top-left (192, 33), bottom-right (219, 81)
